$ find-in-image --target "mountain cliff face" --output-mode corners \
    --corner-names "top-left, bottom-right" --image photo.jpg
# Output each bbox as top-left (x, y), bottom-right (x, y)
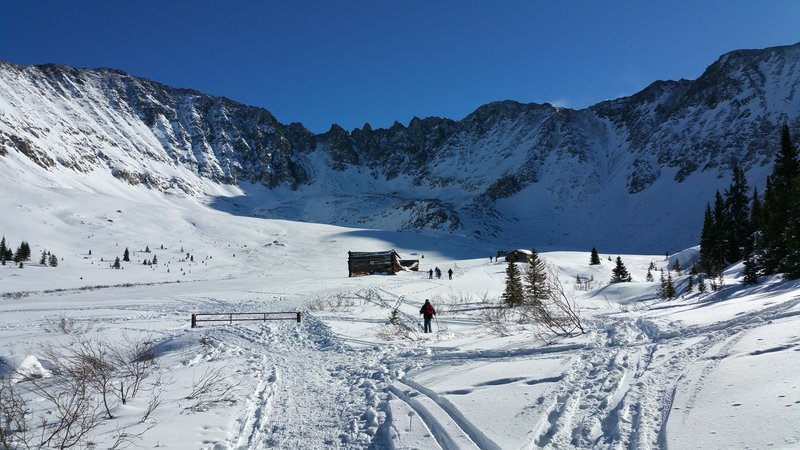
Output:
top-left (1, 44), bottom-right (799, 252)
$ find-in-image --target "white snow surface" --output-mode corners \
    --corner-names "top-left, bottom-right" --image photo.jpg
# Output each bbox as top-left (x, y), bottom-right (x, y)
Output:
top-left (1, 167), bottom-right (799, 450)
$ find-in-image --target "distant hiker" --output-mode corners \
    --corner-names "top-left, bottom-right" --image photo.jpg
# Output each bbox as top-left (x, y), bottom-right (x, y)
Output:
top-left (435, 267), bottom-right (441, 279)
top-left (447, 268), bottom-right (453, 280)
top-left (428, 268), bottom-right (433, 279)
top-left (419, 299), bottom-right (436, 333)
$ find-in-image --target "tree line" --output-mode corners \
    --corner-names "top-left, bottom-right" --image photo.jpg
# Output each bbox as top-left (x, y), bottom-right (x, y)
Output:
top-left (0, 236), bottom-right (59, 268)
top-left (700, 125), bottom-right (800, 282)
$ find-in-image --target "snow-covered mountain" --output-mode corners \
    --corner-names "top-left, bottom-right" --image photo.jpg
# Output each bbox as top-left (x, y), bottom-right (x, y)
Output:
top-left (1, 43), bottom-right (799, 252)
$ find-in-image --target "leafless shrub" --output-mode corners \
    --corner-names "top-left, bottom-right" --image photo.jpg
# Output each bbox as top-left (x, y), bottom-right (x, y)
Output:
top-left (519, 265), bottom-right (584, 336)
top-left (107, 420), bottom-right (157, 450)
top-left (0, 377), bottom-right (30, 449)
top-left (112, 334), bottom-right (157, 404)
top-left (139, 376), bottom-right (165, 424)
top-left (480, 306), bottom-right (511, 336)
top-left (19, 371), bottom-right (105, 449)
top-left (307, 292), bottom-right (358, 312)
top-left (41, 315), bottom-right (96, 335)
top-left (183, 365), bottom-right (241, 412)
top-left (376, 309), bottom-right (422, 341)
top-left (375, 323), bottom-right (421, 342)
top-left (3, 335), bottom-right (166, 449)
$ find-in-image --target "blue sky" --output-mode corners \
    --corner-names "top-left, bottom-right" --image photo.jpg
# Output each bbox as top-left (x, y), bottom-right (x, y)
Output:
top-left (1, 1), bottom-right (799, 133)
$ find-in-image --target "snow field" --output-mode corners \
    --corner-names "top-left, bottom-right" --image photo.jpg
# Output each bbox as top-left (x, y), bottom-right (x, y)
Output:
top-left (1, 176), bottom-right (799, 449)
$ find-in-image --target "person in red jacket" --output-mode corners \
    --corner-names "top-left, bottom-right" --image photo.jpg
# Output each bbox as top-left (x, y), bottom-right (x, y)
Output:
top-left (419, 299), bottom-right (436, 333)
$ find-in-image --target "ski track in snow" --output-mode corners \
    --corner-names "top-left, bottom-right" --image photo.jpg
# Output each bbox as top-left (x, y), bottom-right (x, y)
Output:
top-left (527, 297), bottom-right (800, 449)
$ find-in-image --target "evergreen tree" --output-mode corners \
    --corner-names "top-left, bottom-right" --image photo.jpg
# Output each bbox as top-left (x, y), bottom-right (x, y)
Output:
top-left (761, 125), bottom-right (799, 274)
top-left (658, 270), bottom-right (674, 299)
top-left (502, 259), bottom-right (524, 307)
top-left (0, 236), bottom-right (6, 264)
top-left (687, 273), bottom-right (694, 291)
top-left (742, 254), bottom-right (759, 284)
top-left (40, 250), bottom-right (47, 265)
top-left (665, 272), bottom-right (676, 299)
top-left (645, 268), bottom-right (654, 282)
top-left (123, 247), bottom-right (130, 262)
top-left (699, 204), bottom-right (715, 274)
top-left (152, 254), bottom-right (158, 265)
top-left (524, 248), bottom-right (550, 306)
top-left (589, 247), bottom-right (601, 265)
top-left (781, 177), bottom-right (800, 278)
top-left (14, 241), bottom-right (31, 263)
top-left (610, 256), bottom-right (632, 283)
top-left (145, 245), bottom-right (151, 253)
top-left (712, 191), bottom-right (728, 269)
top-left (697, 275), bottom-right (707, 293)
top-left (112, 257), bottom-right (121, 269)
top-left (724, 164), bottom-right (750, 262)
top-left (49, 253), bottom-right (58, 267)
top-left (671, 259), bottom-right (682, 273)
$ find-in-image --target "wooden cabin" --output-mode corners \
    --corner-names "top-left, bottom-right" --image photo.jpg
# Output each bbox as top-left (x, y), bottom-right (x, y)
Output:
top-left (505, 249), bottom-right (533, 263)
top-left (348, 250), bottom-right (403, 277)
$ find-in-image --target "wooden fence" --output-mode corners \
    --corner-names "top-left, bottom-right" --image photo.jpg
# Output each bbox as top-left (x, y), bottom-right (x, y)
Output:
top-left (190, 311), bottom-right (301, 328)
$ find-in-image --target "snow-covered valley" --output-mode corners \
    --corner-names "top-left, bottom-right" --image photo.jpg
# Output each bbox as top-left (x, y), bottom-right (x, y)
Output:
top-left (1, 164), bottom-right (798, 449)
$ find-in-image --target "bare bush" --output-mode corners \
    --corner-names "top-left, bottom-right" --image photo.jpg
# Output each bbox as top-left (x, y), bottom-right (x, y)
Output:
top-left (41, 315), bottom-right (96, 335)
top-left (112, 334), bottom-right (157, 404)
top-left (519, 265), bottom-right (584, 335)
top-left (184, 365), bottom-right (241, 412)
top-left (376, 308), bottom-right (422, 341)
top-left (20, 372), bottom-right (105, 449)
top-left (3, 335), bottom-right (165, 449)
top-left (307, 292), bottom-right (358, 312)
top-left (481, 306), bottom-right (511, 336)
top-left (0, 377), bottom-right (30, 449)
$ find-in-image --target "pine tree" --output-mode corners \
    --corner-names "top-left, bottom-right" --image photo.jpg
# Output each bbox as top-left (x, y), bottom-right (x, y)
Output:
top-left (761, 125), bottom-right (799, 275)
top-left (697, 275), bottom-right (707, 293)
top-left (14, 241), bottom-right (31, 263)
top-left (610, 256), bottom-right (632, 283)
top-left (781, 177), bottom-right (800, 278)
top-left (687, 273), bottom-right (694, 291)
top-left (645, 268), bottom-right (654, 282)
top-left (40, 250), bottom-right (47, 265)
top-left (123, 247), bottom-right (130, 262)
top-left (152, 254), bottom-right (158, 265)
top-left (589, 247), bottom-right (601, 265)
top-left (664, 272), bottom-right (676, 299)
top-left (712, 191), bottom-right (728, 269)
top-left (112, 257), bottom-right (121, 269)
top-left (524, 248), bottom-right (550, 306)
top-left (0, 236), bottom-right (6, 264)
top-left (145, 245), bottom-right (151, 253)
top-left (671, 259), bottom-right (681, 273)
top-left (502, 259), bottom-right (524, 307)
top-left (724, 164), bottom-right (750, 262)
top-left (49, 254), bottom-right (58, 267)
top-left (699, 203), bottom-right (715, 274)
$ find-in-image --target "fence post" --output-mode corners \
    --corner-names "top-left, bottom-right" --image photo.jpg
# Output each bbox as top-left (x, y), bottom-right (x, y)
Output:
top-left (191, 314), bottom-right (196, 328)
top-left (296, 312), bottom-right (301, 323)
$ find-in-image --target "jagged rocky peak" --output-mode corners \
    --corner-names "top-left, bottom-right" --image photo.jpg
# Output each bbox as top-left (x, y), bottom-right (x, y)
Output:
top-left (1, 43), bottom-right (799, 251)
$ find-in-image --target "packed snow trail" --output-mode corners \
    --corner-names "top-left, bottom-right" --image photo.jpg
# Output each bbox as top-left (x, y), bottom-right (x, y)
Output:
top-left (180, 315), bottom-right (398, 449)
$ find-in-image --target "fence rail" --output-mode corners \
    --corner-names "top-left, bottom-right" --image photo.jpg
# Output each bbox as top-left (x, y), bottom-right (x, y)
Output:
top-left (191, 311), bottom-right (301, 328)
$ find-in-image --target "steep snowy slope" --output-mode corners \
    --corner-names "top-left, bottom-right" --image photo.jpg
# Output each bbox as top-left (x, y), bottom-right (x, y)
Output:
top-left (1, 43), bottom-right (799, 252)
